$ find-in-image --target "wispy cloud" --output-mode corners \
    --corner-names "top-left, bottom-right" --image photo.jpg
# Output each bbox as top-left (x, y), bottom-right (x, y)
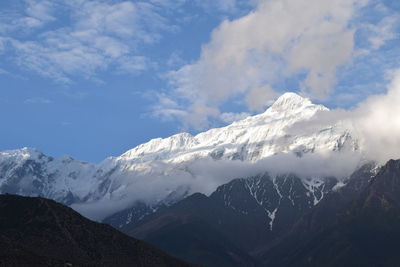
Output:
top-left (0, 0), bottom-right (55, 33)
top-left (0, 0), bottom-right (263, 84)
top-left (25, 0), bottom-right (55, 24)
top-left (0, 0), bottom-right (173, 83)
top-left (367, 15), bottom-right (399, 50)
top-left (24, 97), bottom-right (52, 104)
top-left (220, 112), bottom-right (251, 123)
top-left (0, 68), bottom-right (9, 75)
top-left (150, 93), bottom-right (188, 122)
top-left (193, 0), bottom-right (255, 14)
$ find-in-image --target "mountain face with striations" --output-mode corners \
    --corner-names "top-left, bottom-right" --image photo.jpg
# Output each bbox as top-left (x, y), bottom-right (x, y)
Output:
top-left (262, 159), bottom-right (400, 267)
top-left (0, 93), bottom-right (362, 223)
top-left (121, 163), bottom-right (377, 266)
top-left (123, 158), bottom-right (400, 267)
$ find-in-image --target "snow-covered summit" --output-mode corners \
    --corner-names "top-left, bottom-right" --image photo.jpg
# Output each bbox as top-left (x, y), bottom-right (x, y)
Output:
top-left (117, 92), bottom-right (339, 164)
top-left (270, 92), bottom-right (313, 110)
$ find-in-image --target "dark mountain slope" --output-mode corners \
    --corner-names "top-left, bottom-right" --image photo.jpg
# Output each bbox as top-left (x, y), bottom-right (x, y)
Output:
top-left (124, 172), bottom-right (340, 263)
top-left (209, 173), bottom-right (338, 255)
top-left (283, 162), bottom-right (376, 237)
top-left (0, 194), bottom-right (195, 267)
top-left (126, 193), bottom-right (257, 267)
top-left (264, 160), bottom-right (400, 267)
top-left (122, 165), bottom-right (380, 267)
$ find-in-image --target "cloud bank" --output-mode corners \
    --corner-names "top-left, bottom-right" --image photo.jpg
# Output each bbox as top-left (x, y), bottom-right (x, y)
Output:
top-left (156, 0), bottom-right (398, 129)
top-left (73, 148), bottom-right (363, 221)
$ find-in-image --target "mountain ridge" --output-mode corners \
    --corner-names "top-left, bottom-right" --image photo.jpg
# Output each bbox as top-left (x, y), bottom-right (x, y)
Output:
top-left (0, 92), bottom-right (362, 221)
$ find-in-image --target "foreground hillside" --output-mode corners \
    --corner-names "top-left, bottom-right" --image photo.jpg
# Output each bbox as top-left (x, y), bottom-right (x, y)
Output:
top-left (0, 194), bottom-right (194, 267)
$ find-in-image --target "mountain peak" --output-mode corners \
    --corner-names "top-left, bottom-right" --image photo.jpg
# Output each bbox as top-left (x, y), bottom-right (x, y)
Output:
top-left (269, 92), bottom-right (312, 112)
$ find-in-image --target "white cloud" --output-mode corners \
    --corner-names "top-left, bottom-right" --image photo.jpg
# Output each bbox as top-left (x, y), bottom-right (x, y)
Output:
top-left (159, 0), bottom-right (371, 129)
top-left (24, 97), bottom-right (52, 104)
top-left (245, 85), bottom-right (278, 111)
top-left (350, 69), bottom-right (400, 163)
top-left (150, 93), bottom-right (188, 122)
top-left (0, 0), bottom-right (55, 33)
top-left (286, 69), bottom-right (400, 164)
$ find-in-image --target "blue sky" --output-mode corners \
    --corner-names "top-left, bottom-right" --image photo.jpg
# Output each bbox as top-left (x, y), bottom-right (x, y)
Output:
top-left (0, 0), bottom-right (399, 162)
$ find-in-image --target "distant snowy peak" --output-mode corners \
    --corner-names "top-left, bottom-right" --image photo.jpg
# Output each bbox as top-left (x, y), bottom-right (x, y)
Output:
top-left (0, 146), bottom-right (98, 204)
top-left (0, 147), bottom-right (47, 162)
top-left (0, 147), bottom-right (85, 165)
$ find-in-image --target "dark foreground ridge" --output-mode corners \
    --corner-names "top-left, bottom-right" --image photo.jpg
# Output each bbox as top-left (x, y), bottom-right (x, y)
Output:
top-left (0, 194), bottom-right (195, 267)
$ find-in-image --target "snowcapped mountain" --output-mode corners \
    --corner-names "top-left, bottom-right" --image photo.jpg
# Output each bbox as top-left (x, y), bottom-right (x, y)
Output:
top-left (0, 92), bottom-right (362, 220)
top-left (118, 92), bottom-right (353, 164)
top-left (0, 148), bottom-right (98, 204)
